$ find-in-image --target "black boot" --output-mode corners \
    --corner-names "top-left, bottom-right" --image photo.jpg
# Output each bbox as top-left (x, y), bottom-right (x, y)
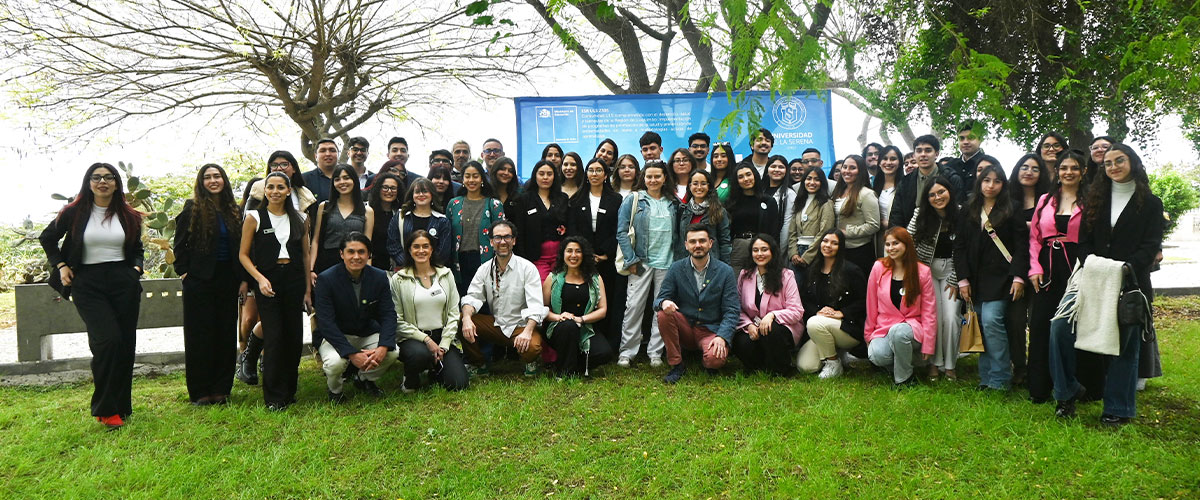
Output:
top-left (237, 334), bottom-right (263, 385)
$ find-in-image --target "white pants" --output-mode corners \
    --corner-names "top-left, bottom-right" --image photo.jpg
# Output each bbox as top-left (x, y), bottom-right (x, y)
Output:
top-left (620, 267), bottom-right (668, 359)
top-left (796, 315), bottom-right (861, 373)
top-left (929, 257), bottom-right (962, 370)
top-left (318, 333), bottom-right (399, 394)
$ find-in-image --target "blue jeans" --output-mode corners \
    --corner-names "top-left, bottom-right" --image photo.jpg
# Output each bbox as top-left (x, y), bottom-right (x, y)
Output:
top-left (867, 323), bottom-right (922, 383)
top-left (1049, 317), bottom-right (1141, 418)
top-left (976, 300), bottom-right (1012, 389)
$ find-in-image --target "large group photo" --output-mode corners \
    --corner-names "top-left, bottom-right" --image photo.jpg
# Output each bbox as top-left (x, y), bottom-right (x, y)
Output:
top-left (2, 0), bottom-right (1199, 498)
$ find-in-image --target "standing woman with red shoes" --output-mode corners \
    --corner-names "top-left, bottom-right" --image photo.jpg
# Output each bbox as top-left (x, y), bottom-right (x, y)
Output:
top-left (41, 163), bottom-right (144, 429)
top-left (173, 164), bottom-right (242, 406)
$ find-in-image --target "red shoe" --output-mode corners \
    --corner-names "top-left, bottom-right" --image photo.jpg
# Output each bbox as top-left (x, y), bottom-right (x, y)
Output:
top-left (96, 415), bottom-right (124, 430)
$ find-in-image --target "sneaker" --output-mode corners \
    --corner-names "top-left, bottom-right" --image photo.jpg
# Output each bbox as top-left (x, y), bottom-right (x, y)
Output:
top-left (355, 379), bottom-right (384, 397)
top-left (465, 364), bottom-right (490, 378)
top-left (96, 415), bottom-right (124, 431)
top-left (328, 390), bottom-right (348, 404)
top-left (1100, 414), bottom-right (1132, 427)
top-left (818, 359), bottom-right (844, 379)
top-left (399, 376), bottom-right (418, 394)
top-left (235, 350), bottom-right (258, 385)
top-left (649, 357), bottom-right (664, 368)
top-left (1055, 386), bottom-right (1086, 418)
top-left (1137, 378), bottom-right (1148, 391)
top-left (524, 362), bottom-right (540, 377)
top-left (616, 357), bottom-right (632, 368)
top-left (265, 402), bottom-right (288, 412)
top-left (663, 364), bottom-right (686, 384)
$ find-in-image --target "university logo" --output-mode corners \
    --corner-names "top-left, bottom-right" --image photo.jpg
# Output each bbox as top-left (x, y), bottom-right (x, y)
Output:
top-left (772, 96), bottom-right (807, 130)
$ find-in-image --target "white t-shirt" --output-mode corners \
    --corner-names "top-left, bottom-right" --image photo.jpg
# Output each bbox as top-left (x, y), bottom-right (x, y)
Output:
top-left (412, 279), bottom-right (448, 331)
top-left (82, 204), bottom-right (126, 264)
top-left (589, 194), bottom-right (602, 232)
top-left (247, 210), bottom-right (293, 260)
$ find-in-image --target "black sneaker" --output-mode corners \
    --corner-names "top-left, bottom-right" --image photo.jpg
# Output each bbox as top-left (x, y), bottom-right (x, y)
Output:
top-left (1100, 414), bottom-right (1132, 427)
top-left (355, 379), bottom-right (384, 397)
top-left (265, 402), bottom-right (288, 412)
top-left (328, 390), bottom-right (348, 404)
top-left (1055, 386), bottom-right (1086, 418)
top-left (236, 351), bottom-right (258, 385)
top-left (895, 375), bottom-right (918, 387)
top-left (663, 364), bottom-right (686, 384)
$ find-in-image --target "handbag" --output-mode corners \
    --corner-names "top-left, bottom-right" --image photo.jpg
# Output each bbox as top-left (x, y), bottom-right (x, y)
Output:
top-left (614, 191), bottom-right (639, 276)
top-left (958, 305), bottom-right (985, 353)
top-left (1118, 264), bottom-right (1151, 330)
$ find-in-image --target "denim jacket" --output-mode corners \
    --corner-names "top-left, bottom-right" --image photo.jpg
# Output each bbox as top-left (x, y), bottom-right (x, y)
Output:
top-left (616, 191), bottom-right (679, 269)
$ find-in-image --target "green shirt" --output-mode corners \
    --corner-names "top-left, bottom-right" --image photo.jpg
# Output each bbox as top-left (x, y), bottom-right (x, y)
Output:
top-left (645, 195), bottom-right (674, 269)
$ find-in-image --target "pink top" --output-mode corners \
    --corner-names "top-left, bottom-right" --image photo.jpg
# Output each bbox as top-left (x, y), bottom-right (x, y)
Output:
top-left (1027, 193), bottom-right (1082, 278)
top-left (864, 260), bottom-right (937, 355)
top-left (736, 268), bottom-right (805, 344)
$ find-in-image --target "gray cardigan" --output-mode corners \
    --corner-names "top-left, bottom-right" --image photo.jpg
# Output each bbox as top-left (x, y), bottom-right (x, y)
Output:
top-left (786, 197), bottom-right (836, 265)
top-left (835, 186), bottom-right (880, 250)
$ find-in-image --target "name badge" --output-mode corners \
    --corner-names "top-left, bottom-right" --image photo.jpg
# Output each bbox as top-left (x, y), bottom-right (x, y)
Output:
top-left (527, 208), bottom-right (538, 215)
top-left (598, 208), bottom-right (607, 214)
top-left (263, 228), bottom-right (275, 234)
top-left (430, 289), bottom-right (442, 296)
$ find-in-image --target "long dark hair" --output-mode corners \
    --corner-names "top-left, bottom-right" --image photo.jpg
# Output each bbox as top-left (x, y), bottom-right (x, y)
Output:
top-left (967, 164), bottom-right (1013, 228)
top-left (367, 173), bottom-right (403, 213)
top-left (1008, 153), bottom-right (1051, 207)
top-left (261, 172), bottom-right (305, 238)
top-left (266, 150), bottom-right (306, 189)
top-left (806, 228), bottom-right (849, 297)
top-left (1037, 150), bottom-right (1089, 222)
top-left (667, 148), bottom-right (696, 188)
top-left (488, 157), bottom-right (517, 200)
top-left (59, 163), bottom-right (143, 248)
top-left (832, 155), bottom-right (869, 217)
top-left (541, 143), bottom-right (564, 163)
top-left (1035, 131), bottom-right (1068, 159)
top-left (873, 145), bottom-right (904, 194)
top-left (593, 139), bottom-right (619, 166)
top-left (427, 165), bottom-right (454, 211)
top-left (742, 234), bottom-right (783, 295)
top-left (561, 152), bottom-right (584, 190)
top-left (324, 164), bottom-right (365, 217)
top-left (552, 236), bottom-right (597, 276)
top-left (523, 160), bottom-right (562, 194)
top-left (403, 229), bottom-right (442, 269)
top-left (1083, 142), bottom-right (1152, 230)
top-left (912, 176), bottom-right (959, 244)
top-left (610, 154), bottom-right (641, 191)
top-left (687, 169), bottom-right (725, 226)
top-left (710, 142), bottom-right (735, 184)
top-left (188, 164), bottom-right (240, 251)
top-left (573, 158), bottom-right (615, 204)
top-left (792, 164), bottom-right (831, 214)
top-left (462, 161), bottom-right (497, 198)
top-left (725, 163), bottom-right (767, 213)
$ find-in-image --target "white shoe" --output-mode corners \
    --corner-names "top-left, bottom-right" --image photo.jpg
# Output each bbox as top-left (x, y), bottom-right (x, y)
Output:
top-left (617, 356), bottom-right (632, 368)
top-left (818, 359), bottom-right (844, 379)
top-left (649, 357), bottom-right (664, 368)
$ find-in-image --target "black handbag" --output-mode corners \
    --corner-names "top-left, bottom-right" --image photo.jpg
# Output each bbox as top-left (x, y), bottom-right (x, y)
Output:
top-left (1118, 264), bottom-right (1149, 329)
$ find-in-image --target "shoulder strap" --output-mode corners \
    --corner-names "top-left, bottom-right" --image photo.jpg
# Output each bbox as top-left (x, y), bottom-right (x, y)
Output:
top-left (980, 207), bottom-right (1013, 263)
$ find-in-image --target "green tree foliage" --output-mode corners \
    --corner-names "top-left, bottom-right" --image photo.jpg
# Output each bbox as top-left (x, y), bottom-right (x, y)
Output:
top-left (1149, 166), bottom-right (1200, 238)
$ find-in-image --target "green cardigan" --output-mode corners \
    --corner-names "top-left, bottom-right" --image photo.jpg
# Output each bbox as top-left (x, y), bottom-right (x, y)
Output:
top-left (389, 266), bottom-right (461, 351)
top-left (545, 272), bottom-right (601, 352)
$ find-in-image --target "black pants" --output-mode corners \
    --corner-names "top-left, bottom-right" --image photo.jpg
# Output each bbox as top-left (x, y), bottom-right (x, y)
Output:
top-left (255, 262), bottom-right (305, 406)
top-left (1005, 290), bottom-right (1030, 381)
top-left (597, 259), bottom-right (626, 349)
top-left (72, 262), bottom-right (141, 417)
top-left (732, 320), bottom-right (795, 375)
top-left (843, 244), bottom-right (876, 280)
top-left (546, 321), bottom-right (615, 376)
top-left (1028, 245), bottom-right (1107, 401)
top-left (397, 331), bottom-right (469, 391)
top-left (181, 264), bottom-right (239, 402)
top-left (456, 251), bottom-right (482, 297)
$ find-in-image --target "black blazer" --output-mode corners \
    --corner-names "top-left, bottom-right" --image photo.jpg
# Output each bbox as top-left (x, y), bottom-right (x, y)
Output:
top-left (40, 203), bottom-right (144, 296)
top-left (799, 260), bottom-right (868, 356)
top-left (1079, 191), bottom-right (1164, 299)
top-left (172, 200), bottom-right (243, 281)
top-left (566, 190), bottom-right (623, 259)
top-left (511, 190), bottom-right (570, 261)
top-left (313, 263), bottom-right (397, 358)
top-left (954, 199), bottom-right (1030, 302)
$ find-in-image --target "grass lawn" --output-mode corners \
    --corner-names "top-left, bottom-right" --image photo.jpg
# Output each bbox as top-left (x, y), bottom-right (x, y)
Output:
top-left (2, 299), bottom-right (1199, 499)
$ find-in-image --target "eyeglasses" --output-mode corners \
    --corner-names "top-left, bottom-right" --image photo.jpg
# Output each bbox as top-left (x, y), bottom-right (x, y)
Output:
top-left (689, 143), bottom-right (708, 149)
top-left (453, 149), bottom-right (470, 155)
top-left (349, 147), bottom-right (368, 153)
top-left (270, 162), bottom-right (292, 170)
top-left (483, 148), bottom-right (503, 155)
top-left (431, 158), bottom-right (451, 165)
top-left (1019, 165), bottom-right (1040, 172)
top-left (1102, 156), bottom-right (1129, 168)
top-left (672, 158), bottom-right (691, 164)
top-left (1089, 144), bottom-right (1111, 152)
top-left (490, 234), bottom-right (515, 242)
top-left (1041, 142), bottom-right (1064, 151)
top-left (90, 174), bottom-right (117, 183)
top-left (380, 185), bottom-right (399, 192)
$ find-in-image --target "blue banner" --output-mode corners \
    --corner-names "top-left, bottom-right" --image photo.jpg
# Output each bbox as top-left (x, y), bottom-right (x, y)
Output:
top-left (514, 90), bottom-right (835, 180)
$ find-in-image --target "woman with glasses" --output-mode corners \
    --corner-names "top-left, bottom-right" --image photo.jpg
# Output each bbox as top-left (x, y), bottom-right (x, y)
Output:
top-left (1050, 144), bottom-right (1162, 426)
top-left (1085, 136), bottom-right (1115, 187)
top-left (568, 158), bottom-right (625, 349)
top-left (831, 155), bottom-right (881, 275)
top-left (448, 161), bottom-right (506, 296)
top-left (40, 164), bottom-right (144, 429)
top-left (366, 173), bottom-right (402, 270)
top-left (1005, 153), bottom-right (1053, 385)
top-left (667, 148), bottom-right (698, 202)
top-left (388, 178), bottom-right (453, 269)
top-left (173, 164), bottom-right (242, 406)
top-left (711, 142), bottom-right (735, 203)
top-left (245, 151), bottom-right (317, 213)
top-left (788, 158), bottom-right (807, 185)
top-left (1036, 132), bottom-right (1068, 173)
top-left (675, 169), bottom-right (732, 263)
top-left (906, 177), bottom-right (962, 381)
top-left (392, 230), bottom-right (468, 392)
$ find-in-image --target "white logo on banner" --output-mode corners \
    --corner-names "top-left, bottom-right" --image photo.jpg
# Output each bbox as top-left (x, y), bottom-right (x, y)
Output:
top-left (538, 108), bottom-right (552, 118)
top-left (772, 96), bottom-right (807, 130)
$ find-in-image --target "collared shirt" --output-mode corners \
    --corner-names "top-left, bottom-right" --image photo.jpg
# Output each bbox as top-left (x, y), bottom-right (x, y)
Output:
top-left (691, 256), bottom-right (710, 291)
top-left (461, 254), bottom-right (546, 337)
top-left (302, 168), bottom-right (334, 203)
top-left (961, 150), bottom-right (979, 163)
top-left (914, 168), bottom-right (935, 207)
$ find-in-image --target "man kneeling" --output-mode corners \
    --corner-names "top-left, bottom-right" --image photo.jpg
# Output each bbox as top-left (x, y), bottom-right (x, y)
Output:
top-left (655, 224), bottom-right (740, 383)
top-left (314, 232), bottom-right (399, 402)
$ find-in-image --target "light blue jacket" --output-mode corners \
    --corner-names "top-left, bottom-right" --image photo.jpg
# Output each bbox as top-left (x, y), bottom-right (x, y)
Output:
top-left (616, 191), bottom-right (679, 269)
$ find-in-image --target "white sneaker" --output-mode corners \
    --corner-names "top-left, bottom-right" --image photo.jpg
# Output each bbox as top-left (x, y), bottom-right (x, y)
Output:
top-left (649, 357), bottom-right (664, 368)
top-left (818, 359), bottom-right (844, 379)
top-left (617, 356), bottom-right (632, 368)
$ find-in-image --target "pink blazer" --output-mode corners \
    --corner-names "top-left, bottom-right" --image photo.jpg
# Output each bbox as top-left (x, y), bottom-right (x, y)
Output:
top-left (864, 261), bottom-right (936, 355)
top-left (736, 268), bottom-right (805, 343)
top-left (1028, 193), bottom-right (1082, 278)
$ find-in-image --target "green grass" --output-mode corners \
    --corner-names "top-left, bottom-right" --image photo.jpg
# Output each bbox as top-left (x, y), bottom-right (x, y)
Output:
top-left (2, 310), bottom-right (1199, 499)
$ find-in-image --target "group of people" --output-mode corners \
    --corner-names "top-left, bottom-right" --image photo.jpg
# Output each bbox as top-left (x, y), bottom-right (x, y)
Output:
top-left (40, 124), bottom-right (1163, 431)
